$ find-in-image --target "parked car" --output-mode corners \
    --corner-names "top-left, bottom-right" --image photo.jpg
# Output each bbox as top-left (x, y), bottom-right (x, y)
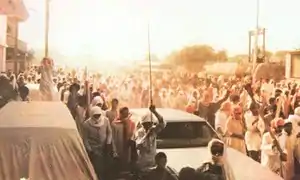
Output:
top-left (130, 108), bottom-right (283, 180)
top-left (0, 101), bottom-right (97, 180)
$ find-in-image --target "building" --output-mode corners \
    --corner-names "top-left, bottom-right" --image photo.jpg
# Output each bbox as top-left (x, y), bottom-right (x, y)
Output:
top-left (285, 50), bottom-right (300, 79)
top-left (0, 0), bottom-right (29, 72)
top-left (6, 16), bottom-right (34, 72)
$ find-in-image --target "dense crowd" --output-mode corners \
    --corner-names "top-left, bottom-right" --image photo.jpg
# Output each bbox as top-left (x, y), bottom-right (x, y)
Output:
top-left (0, 62), bottom-right (300, 180)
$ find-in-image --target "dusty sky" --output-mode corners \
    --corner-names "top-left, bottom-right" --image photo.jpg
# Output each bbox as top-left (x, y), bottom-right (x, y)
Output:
top-left (19, 0), bottom-right (300, 62)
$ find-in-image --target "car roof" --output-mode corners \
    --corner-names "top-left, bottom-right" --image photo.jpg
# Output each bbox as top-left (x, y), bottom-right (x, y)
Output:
top-left (0, 101), bottom-right (76, 129)
top-left (130, 108), bottom-right (205, 123)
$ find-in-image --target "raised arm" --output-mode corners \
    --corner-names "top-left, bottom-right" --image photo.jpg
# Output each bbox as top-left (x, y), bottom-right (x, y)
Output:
top-left (215, 90), bottom-right (230, 107)
top-left (106, 118), bottom-right (113, 144)
top-left (150, 105), bottom-right (166, 134)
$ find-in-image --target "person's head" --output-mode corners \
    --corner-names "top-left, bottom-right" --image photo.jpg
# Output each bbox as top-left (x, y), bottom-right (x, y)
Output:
top-left (119, 107), bottom-right (129, 120)
top-left (19, 85), bottom-right (29, 101)
top-left (271, 118), bottom-right (285, 134)
top-left (220, 101), bottom-right (231, 113)
top-left (7, 70), bottom-right (12, 77)
top-left (161, 89), bottom-right (167, 97)
top-left (178, 167), bottom-right (196, 180)
top-left (92, 91), bottom-right (101, 99)
top-left (230, 94), bottom-right (240, 104)
top-left (294, 107), bottom-right (300, 117)
top-left (284, 90), bottom-right (290, 97)
top-left (275, 89), bottom-right (282, 98)
top-left (269, 97), bottom-right (276, 105)
top-left (111, 98), bottom-right (119, 109)
top-left (27, 76), bottom-right (32, 83)
top-left (92, 96), bottom-right (103, 108)
top-left (192, 90), bottom-right (198, 98)
top-left (63, 82), bottom-right (67, 88)
top-left (69, 83), bottom-right (80, 93)
top-left (90, 106), bottom-right (102, 123)
top-left (155, 152), bottom-right (167, 169)
top-left (17, 75), bottom-right (25, 84)
top-left (232, 105), bottom-right (242, 120)
top-left (284, 121), bottom-right (293, 136)
top-left (268, 104), bottom-right (277, 115)
top-left (140, 113), bottom-right (154, 131)
top-left (249, 102), bottom-right (259, 116)
top-left (208, 139), bottom-right (225, 164)
top-left (0, 74), bottom-right (16, 107)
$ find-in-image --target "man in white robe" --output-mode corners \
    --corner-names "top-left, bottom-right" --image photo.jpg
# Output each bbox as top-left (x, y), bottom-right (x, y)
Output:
top-left (245, 102), bottom-right (265, 162)
top-left (261, 118), bottom-right (287, 176)
top-left (280, 120), bottom-right (295, 180)
top-left (135, 105), bottom-right (166, 172)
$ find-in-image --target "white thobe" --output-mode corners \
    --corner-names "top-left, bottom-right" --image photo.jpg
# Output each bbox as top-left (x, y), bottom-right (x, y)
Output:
top-left (261, 132), bottom-right (286, 173)
top-left (215, 110), bottom-right (228, 133)
top-left (244, 112), bottom-right (265, 151)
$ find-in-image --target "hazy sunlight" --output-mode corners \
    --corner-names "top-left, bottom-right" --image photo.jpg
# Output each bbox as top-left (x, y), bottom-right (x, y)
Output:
top-left (19, 0), bottom-right (300, 63)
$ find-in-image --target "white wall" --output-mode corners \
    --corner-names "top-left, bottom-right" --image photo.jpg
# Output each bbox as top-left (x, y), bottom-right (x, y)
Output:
top-left (0, 15), bottom-right (7, 72)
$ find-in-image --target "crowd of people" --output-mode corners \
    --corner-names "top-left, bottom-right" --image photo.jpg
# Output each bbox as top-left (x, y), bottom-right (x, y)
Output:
top-left (0, 62), bottom-right (300, 180)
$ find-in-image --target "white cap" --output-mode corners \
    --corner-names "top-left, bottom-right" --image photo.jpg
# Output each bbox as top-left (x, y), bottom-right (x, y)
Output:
top-left (91, 96), bottom-right (103, 106)
top-left (140, 112), bottom-right (153, 123)
top-left (90, 106), bottom-right (102, 116)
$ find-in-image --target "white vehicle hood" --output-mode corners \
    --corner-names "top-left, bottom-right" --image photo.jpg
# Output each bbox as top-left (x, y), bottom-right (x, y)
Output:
top-left (159, 147), bottom-right (283, 180)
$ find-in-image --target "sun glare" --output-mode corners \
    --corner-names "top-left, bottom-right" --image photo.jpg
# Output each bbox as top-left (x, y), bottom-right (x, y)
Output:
top-left (19, 0), bottom-right (300, 62)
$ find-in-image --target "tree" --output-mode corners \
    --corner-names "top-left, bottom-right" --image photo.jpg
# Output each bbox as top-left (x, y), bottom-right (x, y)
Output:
top-left (164, 44), bottom-right (219, 71)
top-left (264, 50), bottom-right (272, 59)
top-left (215, 50), bottom-right (228, 61)
top-left (229, 54), bottom-right (248, 63)
top-left (274, 50), bottom-right (289, 60)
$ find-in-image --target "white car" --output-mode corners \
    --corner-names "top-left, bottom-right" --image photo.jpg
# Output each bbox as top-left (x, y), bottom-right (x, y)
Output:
top-left (130, 108), bottom-right (283, 180)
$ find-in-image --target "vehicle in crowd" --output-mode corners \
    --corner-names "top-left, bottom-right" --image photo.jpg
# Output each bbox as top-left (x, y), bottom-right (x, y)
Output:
top-left (130, 108), bottom-right (283, 180)
top-left (0, 101), bottom-right (97, 180)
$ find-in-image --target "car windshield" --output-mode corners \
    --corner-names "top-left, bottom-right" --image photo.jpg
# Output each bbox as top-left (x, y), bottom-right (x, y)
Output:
top-left (157, 121), bottom-right (218, 148)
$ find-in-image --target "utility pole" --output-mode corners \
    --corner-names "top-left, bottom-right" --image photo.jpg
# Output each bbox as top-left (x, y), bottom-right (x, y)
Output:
top-left (252, 0), bottom-right (260, 74)
top-left (45, 0), bottom-right (50, 57)
top-left (13, 18), bottom-right (19, 73)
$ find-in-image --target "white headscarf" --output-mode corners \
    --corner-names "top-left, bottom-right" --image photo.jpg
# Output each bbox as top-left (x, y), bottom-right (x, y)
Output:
top-left (90, 96), bottom-right (103, 114)
top-left (140, 112), bottom-right (154, 124)
top-left (207, 139), bottom-right (236, 180)
top-left (91, 96), bottom-right (103, 107)
top-left (10, 74), bottom-right (17, 90)
top-left (39, 58), bottom-right (58, 101)
top-left (89, 106), bottom-right (105, 127)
